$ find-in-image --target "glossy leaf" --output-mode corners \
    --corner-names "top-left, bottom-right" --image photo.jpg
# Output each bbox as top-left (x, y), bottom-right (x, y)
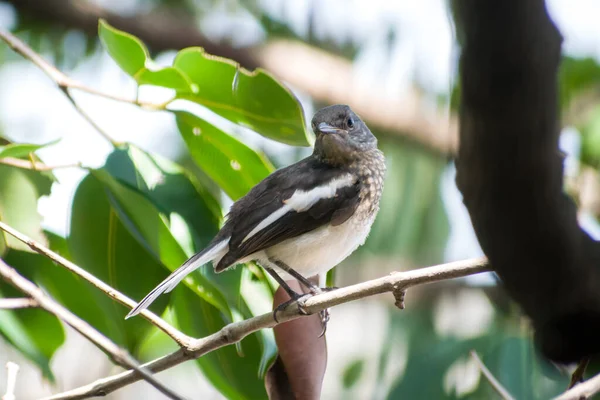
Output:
top-left (174, 47), bottom-right (311, 146)
top-left (174, 288), bottom-right (268, 400)
top-left (102, 144), bottom-right (221, 248)
top-left (98, 19), bottom-right (147, 77)
top-left (68, 174), bottom-right (168, 350)
top-left (0, 165), bottom-right (48, 253)
top-left (136, 67), bottom-right (192, 92)
top-left (98, 20), bottom-right (192, 91)
top-left (92, 167), bottom-right (231, 317)
top-left (176, 111), bottom-right (273, 200)
top-left (0, 139), bottom-right (59, 159)
top-left (102, 146), bottom-right (250, 315)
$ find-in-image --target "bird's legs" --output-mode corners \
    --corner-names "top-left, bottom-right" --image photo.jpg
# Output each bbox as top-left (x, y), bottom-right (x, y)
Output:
top-left (265, 258), bottom-right (334, 336)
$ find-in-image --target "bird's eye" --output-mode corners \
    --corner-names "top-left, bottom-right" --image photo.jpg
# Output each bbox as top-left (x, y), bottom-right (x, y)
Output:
top-left (347, 117), bottom-right (354, 128)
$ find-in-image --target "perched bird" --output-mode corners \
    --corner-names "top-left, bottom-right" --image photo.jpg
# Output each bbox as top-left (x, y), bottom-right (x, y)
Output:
top-left (127, 104), bottom-right (386, 327)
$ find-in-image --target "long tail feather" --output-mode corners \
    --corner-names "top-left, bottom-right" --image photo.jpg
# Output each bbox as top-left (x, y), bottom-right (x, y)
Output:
top-left (125, 239), bottom-right (229, 319)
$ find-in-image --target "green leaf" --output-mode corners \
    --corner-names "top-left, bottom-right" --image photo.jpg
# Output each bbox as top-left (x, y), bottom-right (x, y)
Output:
top-left (98, 19), bottom-right (148, 77)
top-left (98, 20), bottom-right (192, 92)
top-left (560, 57), bottom-right (600, 110)
top-left (136, 67), bottom-right (192, 92)
top-left (342, 359), bottom-right (365, 389)
top-left (0, 249), bottom-right (67, 380)
top-left (102, 144), bottom-right (221, 249)
top-left (68, 174), bottom-right (168, 351)
top-left (92, 168), bottom-right (231, 317)
top-left (176, 112), bottom-right (273, 200)
top-left (0, 165), bottom-right (48, 253)
top-left (174, 47), bottom-right (311, 146)
top-left (0, 139), bottom-right (59, 159)
top-left (174, 288), bottom-right (268, 400)
top-left (580, 106), bottom-right (600, 167)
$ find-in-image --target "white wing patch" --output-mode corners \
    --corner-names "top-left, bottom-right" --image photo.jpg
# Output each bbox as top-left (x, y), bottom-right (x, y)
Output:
top-left (242, 174), bottom-right (355, 243)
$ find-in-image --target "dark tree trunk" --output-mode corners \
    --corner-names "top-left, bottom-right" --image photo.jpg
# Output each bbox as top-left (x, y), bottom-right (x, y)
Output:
top-left (455, 0), bottom-right (600, 362)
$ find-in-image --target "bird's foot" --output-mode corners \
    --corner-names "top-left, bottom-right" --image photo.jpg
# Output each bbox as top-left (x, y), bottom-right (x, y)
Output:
top-left (272, 292), bottom-right (313, 323)
top-left (272, 287), bottom-right (335, 337)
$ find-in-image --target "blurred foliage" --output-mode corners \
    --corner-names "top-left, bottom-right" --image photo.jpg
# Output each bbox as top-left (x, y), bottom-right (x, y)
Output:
top-left (1, 3), bottom-right (598, 399)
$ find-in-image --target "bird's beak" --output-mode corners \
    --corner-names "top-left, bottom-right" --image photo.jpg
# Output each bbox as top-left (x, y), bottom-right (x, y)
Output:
top-left (318, 122), bottom-right (346, 134)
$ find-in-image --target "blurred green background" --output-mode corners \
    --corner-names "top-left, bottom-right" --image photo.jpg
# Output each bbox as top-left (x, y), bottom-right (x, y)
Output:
top-left (1, 0), bottom-right (600, 399)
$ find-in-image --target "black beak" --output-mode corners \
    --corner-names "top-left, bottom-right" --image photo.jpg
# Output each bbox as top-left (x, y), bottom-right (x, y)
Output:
top-left (317, 122), bottom-right (346, 134)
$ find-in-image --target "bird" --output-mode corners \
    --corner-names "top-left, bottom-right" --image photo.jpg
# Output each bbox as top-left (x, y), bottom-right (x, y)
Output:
top-left (126, 104), bottom-right (386, 329)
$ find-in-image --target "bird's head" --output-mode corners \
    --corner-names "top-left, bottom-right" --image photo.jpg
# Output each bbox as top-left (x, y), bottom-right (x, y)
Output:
top-left (311, 104), bottom-right (377, 165)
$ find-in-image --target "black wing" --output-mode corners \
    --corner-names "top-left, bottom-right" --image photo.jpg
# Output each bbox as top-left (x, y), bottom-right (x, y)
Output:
top-left (214, 156), bottom-right (361, 271)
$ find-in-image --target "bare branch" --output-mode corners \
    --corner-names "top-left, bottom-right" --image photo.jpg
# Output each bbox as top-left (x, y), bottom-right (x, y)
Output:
top-left (0, 28), bottom-right (163, 111)
top-left (556, 369), bottom-right (600, 400)
top-left (0, 221), bottom-right (192, 348)
top-left (0, 28), bottom-right (166, 147)
top-left (8, 0), bottom-right (458, 155)
top-left (2, 362), bottom-right (19, 400)
top-left (44, 257), bottom-right (490, 399)
top-left (0, 259), bottom-right (185, 400)
top-left (470, 350), bottom-right (515, 400)
top-left (0, 157), bottom-right (81, 171)
top-left (0, 298), bottom-right (38, 309)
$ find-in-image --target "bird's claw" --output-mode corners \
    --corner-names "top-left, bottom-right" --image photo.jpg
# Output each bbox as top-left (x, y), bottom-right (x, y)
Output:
top-left (272, 288), bottom-right (335, 337)
top-left (272, 292), bottom-right (312, 323)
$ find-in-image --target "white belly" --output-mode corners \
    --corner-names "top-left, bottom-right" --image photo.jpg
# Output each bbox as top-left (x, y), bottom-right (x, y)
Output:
top-left (259, 214), bottom-right (374, 280)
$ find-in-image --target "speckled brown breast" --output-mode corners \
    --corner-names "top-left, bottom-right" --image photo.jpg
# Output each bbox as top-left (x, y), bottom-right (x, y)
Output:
top-left (352, 148), bottom-right (386, 221)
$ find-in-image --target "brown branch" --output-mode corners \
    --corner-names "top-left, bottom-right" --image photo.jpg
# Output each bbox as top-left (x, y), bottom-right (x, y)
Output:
top-left (0, 258), bottom-right (184, 400)
top-left (43, 257), bottom-right (490, 399)
top-left (0, 298), bottom-right (38, 309)
top-left (0, 157), bottom-right (81, 171)
top-left (0, 221), bottom-right (193, 348)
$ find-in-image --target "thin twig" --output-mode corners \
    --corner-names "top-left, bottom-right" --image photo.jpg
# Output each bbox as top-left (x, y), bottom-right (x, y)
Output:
top-left (0, 28), bottom-right (164, 110)
top-left (569, 357), bottom-right (591, 389)
top-left (60, 88), bottom-right (123, 147)
top-left (470, 350), bottom-right (515, 400)
top-left (2, 362), bottom-right (19, 400)
top-left (0, 259), bottom-right (185, 400)
top-left (0, 28), bottom-right (165, 148)
top-left (0, 221), bottom-right (192, 348)
top-left (0, 298), bottom-right (38, 309)
top-left (0, 157), bottom-right (81, 171)
top-left (43, 258), bottom-right (491, 400)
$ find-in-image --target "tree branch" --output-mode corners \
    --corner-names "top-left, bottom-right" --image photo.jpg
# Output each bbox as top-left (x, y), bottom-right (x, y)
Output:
top-left (470, 350), bottom-right (515, 400)
top-left (0, 28), bottom-right (165, 147)
top-left (0, 258), bottom-right (184, 400)
top-left (8, 0), bottom-right (458, 155)
top-left (3, 362), bottom-right (19, 400)
top-left (42, 257), bottom-right (490, 399)
top-left (0, 297), bottom-right (38, 309)
top-left (555, 368), bottom-right (600, 399)
top-left (454, 0), bottom-right (600, 362)
top-left (0, 157), bottom-right (81, 171)
top-left (0, 221), bottom-right (193, 348)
